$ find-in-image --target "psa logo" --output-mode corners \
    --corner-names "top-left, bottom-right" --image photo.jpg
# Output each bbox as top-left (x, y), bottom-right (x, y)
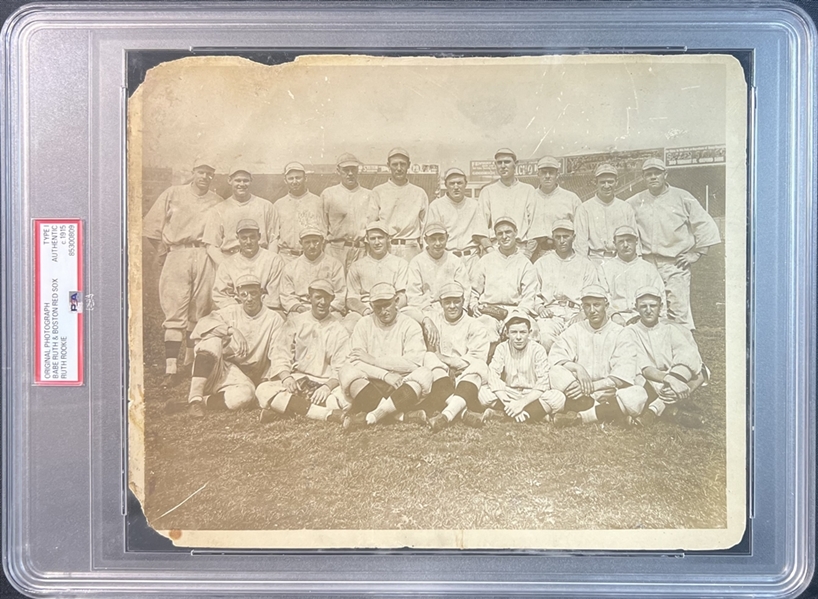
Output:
top-left (69, 291), bottom-right (82, 312)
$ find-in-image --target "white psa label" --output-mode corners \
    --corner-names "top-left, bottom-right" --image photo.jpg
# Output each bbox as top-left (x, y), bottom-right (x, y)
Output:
top-left (34, 220), bottom-right (84, 385)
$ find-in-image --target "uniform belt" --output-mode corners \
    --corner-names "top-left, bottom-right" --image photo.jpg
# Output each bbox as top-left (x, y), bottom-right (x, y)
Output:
top-left (391, 239), bottom-right (419, 246)
top-left (280, 247), bottom-right (303, 256)
top-left (452, 248), bottom-right (478, 257)
top-left (168, 241), bottom-right (204, 251)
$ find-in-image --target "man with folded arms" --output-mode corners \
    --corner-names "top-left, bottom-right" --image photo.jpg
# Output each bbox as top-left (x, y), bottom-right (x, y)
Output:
top-left (280, 227), bottom-right (346, 317)
top-left (272, 161), bottom-right (327, 264)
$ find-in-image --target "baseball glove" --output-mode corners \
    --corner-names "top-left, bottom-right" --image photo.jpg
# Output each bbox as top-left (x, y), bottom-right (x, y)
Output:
top-left (294, 377), bottom-right (325, 404)
top-left (480, 304), bottom-right (509, 321)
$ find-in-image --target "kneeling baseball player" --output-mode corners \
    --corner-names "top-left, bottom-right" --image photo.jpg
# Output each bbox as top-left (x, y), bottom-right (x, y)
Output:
top-left (340, 283), bottom-right (433, 430)
top-left (255, 279), bottom-right (350, 424)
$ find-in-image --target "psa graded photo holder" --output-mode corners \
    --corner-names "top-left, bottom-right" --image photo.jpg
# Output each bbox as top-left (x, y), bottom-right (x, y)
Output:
top-left (1, 1), bottom-right (815, 597)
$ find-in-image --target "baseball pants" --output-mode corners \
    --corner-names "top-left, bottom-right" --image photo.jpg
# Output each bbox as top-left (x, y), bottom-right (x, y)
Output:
top-left (325, 241), bottom-right (365, 273)
top-left (159, 246), bottom-right (214, 340)
top-left (477, 385), bottom-right (566, 415)
top-left (421, 353), bottom-right (488, 415)
top-left (643, 254), bottom-right (694, 329)
top-left (389, 240), bottom-right (422, 262)
top-left (549, 363), bottom-right (648, 417)
top-left (188, 337), bottom-right (256, 410)
top-left (339, 362), bottom-right (433, 413)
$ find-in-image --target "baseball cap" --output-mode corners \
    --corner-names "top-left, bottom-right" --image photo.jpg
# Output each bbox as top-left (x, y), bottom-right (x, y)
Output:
top-left (504, 310), bottom-right (532, 329)
top-left (580, 284), bottom-right (608, 301)
top-left (235, 274), bottom-right (261, 289)
top-left (438, 282), bottom-right (465, 301)
top-left (369, 282), bottom-right (397, 302)
top-left (299, 226), bottom-right (325, 240)
top-left (336, 153), bottom-right (361, 168)
top-left (284, 161), bottom-right (306, 176)
top-left (424, 222), bottom-right (447, 237)
top-left (635, 285), bottom-right (663, 302)
top-left (308, 279), bottom-right (335, 297)
top-left (365, 220), bottom-right (390, 235)
top-left (494, 216), bottom-right (518, 231)
top-left (387, 147), bottom-right (410, 161)
top-left (192, 157), bottom-right (216, 171)
top-left (642, 158), bottom-right (667, 172)
top-left (613, 225), bottom-right (638, 238)
top-left (536, 156), bottom-right (561, 170)
top-left (443, 167), bottom-right (467, 181)
top-left (494, 148), bottom-right (517, 161)
top-left (236, 219), bottom-right (260, 233)
top-left (594, 163), bottom-right (618, 177)
top-left (229, 164), bottom-right (253, 178)
top-left (551, 219), bottom-right (575, 234)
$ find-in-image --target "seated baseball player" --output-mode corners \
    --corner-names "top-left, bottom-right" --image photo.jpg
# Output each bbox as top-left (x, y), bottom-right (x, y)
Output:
top-left (406, 221), bottom-right (471, 316)
top-left (399, 282), bottom-right (491, 432)
top-left (211, 218), bottom-right (285, 312)
top-left (470, 216), bottom-right (539, 343)
top-left (625, 287), bottom-right (706, 428)
top-left (255, 279), bottom-right (350, 424)
top-left (600, 225), bottom-right (666, 325)
top-left (533, 219), bottom-right (599, 351)
top-left (476, 312), bottom-right (567, 423)
top-left (280, 227), bottom-right (346, 317)
top-left (182, 274), bottom-right (286, 419)
top-left (339, 283), bottom-right (433, 430)
top-left (549, 285), bottom-right (648, 428)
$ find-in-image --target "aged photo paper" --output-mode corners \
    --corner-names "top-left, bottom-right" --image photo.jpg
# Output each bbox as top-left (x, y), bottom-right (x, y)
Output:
top-left (128, 54), bottom-right (747, 550)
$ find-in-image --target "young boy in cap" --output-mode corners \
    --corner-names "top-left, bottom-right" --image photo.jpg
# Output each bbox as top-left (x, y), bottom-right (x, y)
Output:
top-left (340, 283), bottom-right (432, 430)
top-left (255, 279), bottom-right (350, 424)
top-left (406, 222), bottom-right (471, 316)
top-left (211, 218), bottom-right (285, 313)
top-left (143, 157), bottom-right (224, 387)
top-left (321, 152), bottom-right (377, 272)
top-left (528, 155), bottom-right (582, 261)
top-left (549, 285), bottom-right (647, 428)
top-left (371, 148), bottom-right (429, 262)
top-left (572, 163), bottom-right (638, 265)
top-left (280, 227), bottom-right (346, 316)
top-left (272, 161), bottom-right (327, 263)
top-left (533, 219), bottom-right (599, 351)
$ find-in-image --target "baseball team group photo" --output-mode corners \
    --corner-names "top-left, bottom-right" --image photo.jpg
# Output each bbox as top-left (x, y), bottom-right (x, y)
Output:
top-left (128, 54), bottom-right (746, 550)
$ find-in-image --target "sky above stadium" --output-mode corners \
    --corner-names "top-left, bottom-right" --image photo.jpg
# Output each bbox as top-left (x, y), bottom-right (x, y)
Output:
top-left (134, 54), bottom-right (743, 174)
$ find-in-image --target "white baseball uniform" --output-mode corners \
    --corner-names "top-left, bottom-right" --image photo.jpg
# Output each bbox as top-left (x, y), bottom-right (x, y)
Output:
top-left (321, 183), bottom-right (377, 271)
top-left (527, 185), bottom-right (582, 241)
top-left (477, 179), bottom-right (537, 244)
top-left (406, 250), bottom-right (471, 314)
top-left (272, 191), bottom-right (327, 261)
top-left (211, 247), bottom-right (285, 311)
top-left (572, 195), bottom-right (638, 263)
top-left (422, 310), bottom-right (490, 382)
top-left (600, 256), bottom-right (666, 322)
top-left (372, 179), bottom-right (429, 261)
top-left (203, 195), bottom-right (278, 256)
top-left (426, 194), bottom-right (487, 256)
top-left (346, 253), bottom-right (409, 305)
top-left (280, 252), bottom-right (346, 314)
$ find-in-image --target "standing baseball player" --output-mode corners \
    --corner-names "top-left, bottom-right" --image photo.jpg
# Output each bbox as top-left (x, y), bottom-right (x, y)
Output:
top-left (321, 152), bottom-right (377, 272)
top-left (476, 148), bottom-right (537, 258)
top-left (406, 222), bottom-right (471, 316)
top-left (549, 285), bottom-right (647, 428)
top-left (476, 312), bottom-right (568, 423)
top-left (142, 158), bottom-right (224, 387)
top-left (470, 217), bottom-right (540, 343)
top-left (627, 158), bottom-right (721, 329)
top-left (273, 161), bottom-right (328, 264)
top-left (211, 218), bottom-right (285, 313)
top-left (183, 274), bottom-right (286, 418)
top-left (527, 156), bottom-right (582, 261)
top-left (599, 225), bottom-right (666, 325)
top-left (255, 279), bottom-right (349, 424)
top-left (425, 167), bottom-right (487, 279)
top-left (340, 283), bottom-right (433, 430)
top-left (371, 148), bottom-right (429, 262)
top-left (625, 287), bottom-right (706, 428)
top-left (572, 163), bottom-right (638, 266)
top-left (203, 165), bottom-right (278, 268)
top-left (533, 220), bottom-right (600, 351)
top-left (280, 227), bottom-right (346, 316)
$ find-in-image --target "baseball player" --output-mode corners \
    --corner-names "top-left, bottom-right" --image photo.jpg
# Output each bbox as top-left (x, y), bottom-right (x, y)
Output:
top-left (476, 312), bottom-right (567, 423)
top-left (183, 274), bottom-right (286, 419)
top-left (470, 216), bottom-right (540, 343)
top-left (339, 283), bottom-right (433, 430)
top-left (476, 148), bottom-right (537, 258)
top-left (255, 279), bottom-right (350, 424)
top-left (572, 163), bottom-right (638, 266)
top-left (425, 167), bottom-right (487, 278)
top-left (527, 156), bottom-right (582, 261)
top-left (549, 285), bottom-right (647, 428)
top-left (203, 165), bottom-right (278, 267)
top-left (533, 219), bottom-right (600, 351)
top-left (346, 221), bottom-right (410, 322)
top-left (627, 158), bottom-right (721, 329)
top-left (406, 222), bottom-right (471, 316)
top-left (321, 152), bottom-right (377, 272)
top-left (142, 158), bottom-right (224, 387)
top-left (371, 148), bottom-right (429, 262)
top-left (625, 287), bottom-right (706, 428)
top-left (280, 227), bottom-right (346, 316)
top-left (211, 219), bottom-right (285, 313)
top-left (599, 225), bottom-right (666, 325)
top-left (272, 161), bottom-right (328, 264)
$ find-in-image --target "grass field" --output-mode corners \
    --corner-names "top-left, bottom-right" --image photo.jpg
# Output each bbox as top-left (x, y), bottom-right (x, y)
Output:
top-left (138, 244), bottom-right (728, 534)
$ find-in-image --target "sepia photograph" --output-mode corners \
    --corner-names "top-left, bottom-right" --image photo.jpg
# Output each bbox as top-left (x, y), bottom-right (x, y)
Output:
top-left (127, 54), bottom-right (747, 550)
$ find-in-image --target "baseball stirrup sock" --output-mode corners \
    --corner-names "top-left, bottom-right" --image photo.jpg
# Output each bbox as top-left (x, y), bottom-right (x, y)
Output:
top-left (390, 384), bottom-right (419, 413)
top-left (368, 398), bottom-right (396, 424)
top-left (524, 399), bottom-right (547, 421)
top-left (595, 401), bottom-right (624, 423)
top-left (564, 395), bottom-right (594, 412)
top-left (351, 383), bottom-right (384, 414)
top-left (442, 395), bottom-right (466, 421)
top-left (286, 394), bottom-right (311, 416)
top-left (456, 381), bottom-right (481, 412)
top-left (192, 352), bottom-right (216, 378)
top-left (165, 340), bottom-right (182, 373)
